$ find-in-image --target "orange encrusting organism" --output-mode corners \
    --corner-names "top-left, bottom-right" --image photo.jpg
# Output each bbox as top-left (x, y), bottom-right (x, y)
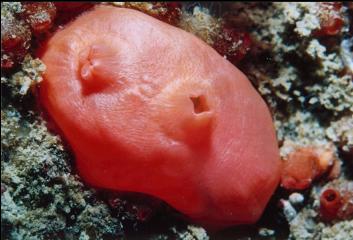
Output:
top-left (39, 5), bottom-right (281, 229)
top-left (281, 145), bottom-right (340, 190)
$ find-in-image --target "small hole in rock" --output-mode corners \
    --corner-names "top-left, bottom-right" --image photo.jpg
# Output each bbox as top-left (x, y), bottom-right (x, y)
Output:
top-left (190, 95), bottom-right (209, 114)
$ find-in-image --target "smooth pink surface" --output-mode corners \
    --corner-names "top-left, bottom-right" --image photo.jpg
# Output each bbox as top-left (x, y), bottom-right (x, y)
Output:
top-left (39, 6), bottom-right (281, 228)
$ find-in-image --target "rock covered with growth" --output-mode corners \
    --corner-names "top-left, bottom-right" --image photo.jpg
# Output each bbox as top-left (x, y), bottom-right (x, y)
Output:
top-left (179, 5), bottom-right (252, 64)
top-left (1, 2), bottom-right (56, 70)
top-left (1, 103), bottom-right (123, 239)
top-left (1, 55), bottom-right (45, 97)
top-left (287, 179), bottom-right (353, 240)
top-left (1, 2), bottom-right (95, 72)
top-left (225, 3), bottom-right (352, 160)
top-left (1, 2), bottom-right (31, 70)
top-left (178, 6), bottom-right (222, 45)
top-left (221, 2), bottom-right (352, 239)
top-left (236, 3), bottom-right (352, 124)
top-left (19, 2), bottom-right (57, 36)
top-left (110, 2), bottom-right (182, 26)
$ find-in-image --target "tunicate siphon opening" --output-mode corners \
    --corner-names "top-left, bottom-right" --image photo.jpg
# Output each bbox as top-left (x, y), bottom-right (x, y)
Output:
top-left (190, 95), bottom-right (209, 114)
top-left (322, 189), bottom-right (340, 203)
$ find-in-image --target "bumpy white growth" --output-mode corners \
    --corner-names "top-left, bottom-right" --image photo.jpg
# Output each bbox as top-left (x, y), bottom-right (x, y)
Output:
top-left (179, 6), bottom-right (222, 45)
top-left (3, 55), bottom-right (46, 96)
